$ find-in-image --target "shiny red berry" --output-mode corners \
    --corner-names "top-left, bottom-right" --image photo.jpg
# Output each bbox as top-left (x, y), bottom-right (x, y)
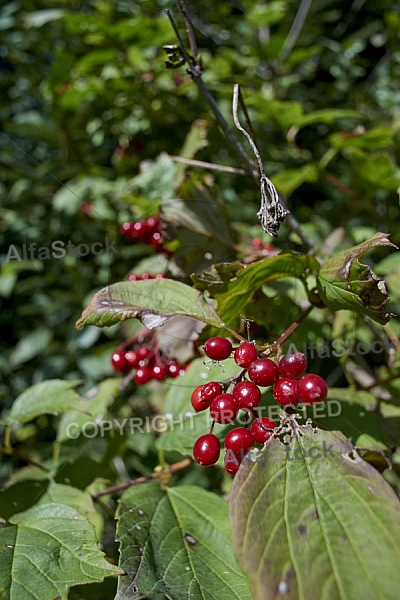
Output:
top-left (193, 434), bottom-right (220, 466)
top-left (151, 363), bottom-right (168, 381)
top-left (190, 385), bottom-right (209, 413)
top-left (166, 359), bottom-right (181, 378)
top-left (279, 351), bottom-right (308, 378)
top-left (248, 358), bottom-right (279, 387)
top-left (120, 222), bottom-right (136, 239)
top-left (209, 393), bottom-right (238, 424)
top-left (137, 346), bottom-right (152, 360)
top-left (224, 427), bottom-right (254, 459)
top-left (232, 381), bottom-right (261, 410)
top-left (125, 350), bottom-right (140, 367)
top-left (250, 418), bottom-right (277, 444)
top-left (111, 350), bottom-right (130, 373)
top-left (201, 381), bottom-right (223, 403)
top-left (234, 343), bottom-right (258, 367)
top-left (224, 451), bottom-right (241, 476)
top-left (133, 220), bottom-right (152, 243)
top-left (273, 378), bottom-right (299, 407)
top-left (204, 337), bottom-right (232, 361)
top-left (134, 366), bottom-right (152, 385)
top-left (146, 215), bottom-right (161, 234)
top-left (297, 374), bottom-right (327, 404)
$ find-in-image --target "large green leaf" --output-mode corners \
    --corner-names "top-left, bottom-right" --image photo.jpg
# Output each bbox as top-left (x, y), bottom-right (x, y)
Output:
top-left (116, 483), bottom-right (252, 600)
top-left (316, 233), bottom-right (397, 324)
top-left (229, 426), bottom-right (400, 600)
top-left (3, 379), bottom-right (82, 426)
top-left (57, 378), bottom-right (120, 443)
top-left (0, 503), bottom-right (122, 599)
top-left (75, 280), bottom-right (222, 330)
top-left (193, 253), bottom-right (320, 330)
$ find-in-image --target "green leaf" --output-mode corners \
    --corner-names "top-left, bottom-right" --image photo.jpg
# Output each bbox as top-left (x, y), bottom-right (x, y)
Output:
top-left (162, 179), bottom-right (232, 246)
top-left (271, 165), bottom-right (318, 195)
top-left (229, 426), bottom-right (400, 600)
top-left (3, 379), bottom-right (82, 425)
top-left (292, 108), bottom-right (361, 129)
top-left (39, 482), bottom-right (102, 536)
top-left (246, 2), bottom-right (287, 26)
top-left (318, 387), bottom-right (400, 450)
top-left (0, 503), bottom-right (122, 599)
top-left (193, 253), bottom-right (320, 330)
top-left (57, 378), bottom-right (120, 443)
top-left (75, 280), bottom-right (222, 331)
top-left (116, 483), bottom-right (252, 600)
top-left (330, 126), bottom-right (393, 151)
top-left (316, 232), bottom-right (397, 324)
top-left (9, 327), bottom-right (52, 368)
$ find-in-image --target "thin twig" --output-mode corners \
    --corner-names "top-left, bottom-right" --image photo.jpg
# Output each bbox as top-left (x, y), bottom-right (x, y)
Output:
top-left (262, 305), bottom-right (314, 354)
top-left (166, 3), bottom-right (314, 248)
top-left (237, 85), bottom-right (258, 148)
top-left (169, 155), bottom-right (248, 175)
top-left (177, 0), bottom-right (198, 63)
top-left (91, 458), bottom-right (191, 500)
top-left (233, 83), bottom-right (290, 237)
top-left (165, 9), bottom-right (255, 174)
top-left (279, 0), bottom-right (313, 63)
top-left (363, 372), bottom-right (400, 391)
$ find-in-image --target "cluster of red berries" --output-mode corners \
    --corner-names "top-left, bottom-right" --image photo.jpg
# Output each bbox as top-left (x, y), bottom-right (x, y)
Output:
top-left (120, 214), bottom-right (166, 253)
top-left (127, 273), bottom-right (166, 281)
top-left (111, 344), bottom-right (185, 384)
top-left (192, 338), bottom-right (328, 476)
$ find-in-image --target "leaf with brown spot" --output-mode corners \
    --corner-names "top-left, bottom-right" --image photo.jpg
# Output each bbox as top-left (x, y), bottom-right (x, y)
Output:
top-left (75, 279), bottom-right (222, 331)
top-left (229, 426), bottom-right (400, 600)
top-left (316, 232), bottom-right (397, 324)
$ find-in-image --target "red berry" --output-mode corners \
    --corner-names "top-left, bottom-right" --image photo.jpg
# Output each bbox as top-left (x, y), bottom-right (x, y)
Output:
top-left (134, 366), bottom-right (152, 385)
top-left (125, 350), bottom-right (140, 367)
top-left (133, 220), bottom-right (152, 243)
top-left (209, 393), bottom-right (238, 424)
top-left (204, 337), bottom-right (232, 361)
top-left (224, 427), bottom-right (254, 459)
top-left (201, 381), bottom-right (223, 403)
top-left (297, 374), bottom-right (327, 404)
top-left (234, 343), bottom-right (258, 367)
top-left (146, 215), bottom-right (160, 232)
top-left (190, 385), bottom-right (209, 413)
top-left (232, 381), bottom-right (261, 410)
top-left (151, 363), bottom-right (168, 381)
top-left (250, 418), bottom-right (277, 444)
top-left (111, 350), bottom-right (130, 373)
top-left (193, 434), bottom-right (220, 466)
top-left (166, 359), bottom-right (181, 378)
top-left (140, 272), bottom-right (153, 280)
top-left (248, 358), bottom-right (279, 387)
top-left (224, 451), bottom-right (241, 476)
top-left (120, 222), bottom-right (135, 239)
top-left (279, 351), bottom-right (308, 378)
top-left (137, 346), bottom-right (152, 360)
top-left (128, 273), bottom-right (141, 281)
top-left (273, 378), bottom-right (299, 407)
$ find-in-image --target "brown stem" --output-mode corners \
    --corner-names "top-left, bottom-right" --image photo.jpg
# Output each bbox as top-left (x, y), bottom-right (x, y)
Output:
top-left (177, 0), bottom-right (198, 63)
top-left (363, 372), bottom-right (400, 391)
top-left (166, 4), bottom-right (314, 250)
top-left (263, 305), bottom-right (314, 355)
top-left (91, 458), bottom-right (191, 500)
top-left (169, 155), bottom-right (248, 175)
